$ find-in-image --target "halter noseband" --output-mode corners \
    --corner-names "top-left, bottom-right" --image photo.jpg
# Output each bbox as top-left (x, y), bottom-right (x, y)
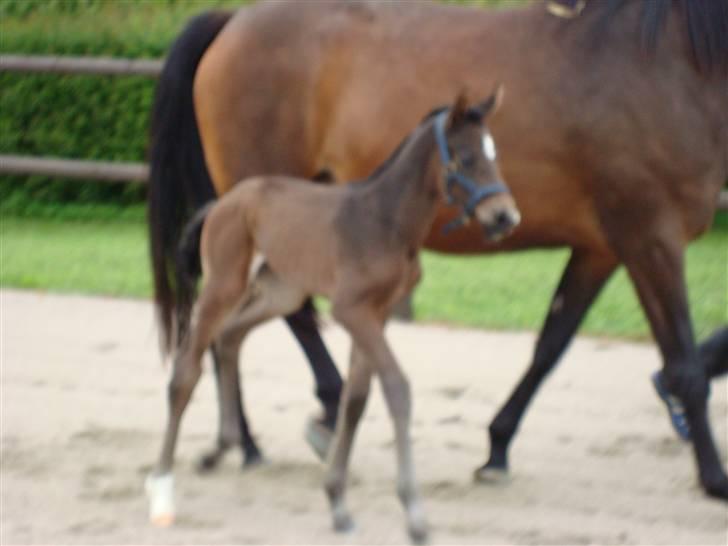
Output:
top-left (433, 111), bottom-right (509, 234)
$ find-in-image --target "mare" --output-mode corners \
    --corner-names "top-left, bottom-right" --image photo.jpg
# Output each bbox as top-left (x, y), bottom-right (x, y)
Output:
top-left (147, 0), bottom-right (728, 500)
top-left (145, 91), bottom-right (519, 542)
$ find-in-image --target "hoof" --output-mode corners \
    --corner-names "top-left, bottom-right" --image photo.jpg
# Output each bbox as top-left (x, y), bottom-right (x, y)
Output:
top-left (306, 418), bottom-right (334, 461)
top-left (332, 510), bottom-right (355, 534)
top-left (704, 477), bottom-right (728, 501)
top-left (145, 473), bottom-right (175, 527)
top-left (409, 524), bottom-right (429, 545)
top-left (242, 450), bottom-right (266, 469)
top-left (197, 451), bottom-right (222, 474)
top-left (473, 463), bottom-right (510, 485)
top-left (651, 371), bottom-right (691, 441)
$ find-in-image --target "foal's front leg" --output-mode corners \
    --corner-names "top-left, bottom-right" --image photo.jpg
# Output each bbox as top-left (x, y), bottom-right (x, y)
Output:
top-left (329, 307), bottom-right (428, 543)
top-left (324, 345), bottom-right (372, 532)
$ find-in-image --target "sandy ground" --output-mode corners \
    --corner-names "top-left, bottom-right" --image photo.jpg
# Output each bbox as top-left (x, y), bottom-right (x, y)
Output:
top-left (1, 289), bottom-right (726, 545)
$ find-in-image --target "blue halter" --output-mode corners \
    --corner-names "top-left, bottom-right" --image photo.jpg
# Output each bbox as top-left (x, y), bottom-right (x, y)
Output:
top-left (433, 111), bottom-right (509, 234)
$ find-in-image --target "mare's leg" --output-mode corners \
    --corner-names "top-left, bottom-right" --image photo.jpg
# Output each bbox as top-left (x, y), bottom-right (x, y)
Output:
top-left (330, 304), bottom-right (427, 543)
top-left (701, 326), bottom-right (728, 379)
top-left (477, 249), bottom-right (616, 480)
top-left (147, 274), bottom-right (246, 525)
top-left (651, 326), bottom-right (728, 441)
top-left (622, 237), bottom-right (728, 499)
top-left (286, 299), bottom-right (343, 428)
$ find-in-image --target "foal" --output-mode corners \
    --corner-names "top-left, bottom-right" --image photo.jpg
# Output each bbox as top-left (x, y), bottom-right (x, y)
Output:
top-left (146, 90), bottom-right (519, 542)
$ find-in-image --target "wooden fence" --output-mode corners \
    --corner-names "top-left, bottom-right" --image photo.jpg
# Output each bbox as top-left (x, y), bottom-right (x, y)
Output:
top-left (1, 54), bottom-right (727, 211)
top-left (0, 55), bottom-right (159, 182)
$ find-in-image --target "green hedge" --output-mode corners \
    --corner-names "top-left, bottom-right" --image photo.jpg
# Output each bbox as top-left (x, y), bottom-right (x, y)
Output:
top-left (0, 0), bottom-right (244, 212)
top-left (0, 0), bottom-right (516, 213)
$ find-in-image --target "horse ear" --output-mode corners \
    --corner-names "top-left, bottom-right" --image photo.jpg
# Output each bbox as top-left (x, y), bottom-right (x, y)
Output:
top-left (447, 88), bottom-right (470, 128)
top-left (473, 84), bottom-right (505, 120)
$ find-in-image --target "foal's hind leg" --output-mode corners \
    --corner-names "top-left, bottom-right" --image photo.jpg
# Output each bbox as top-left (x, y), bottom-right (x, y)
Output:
top-left (478, 249), bottom-right (616, 481)
top-left (209, 298), bottom-right (343, 463)
top-left (197, 343), bottom-right (262, 472)
top-left (147, 275), bottom-right (247, 525)
top-left (622, 236), bottom-right (728, 500)
top-left (198, 265), bottom-right (308, 470)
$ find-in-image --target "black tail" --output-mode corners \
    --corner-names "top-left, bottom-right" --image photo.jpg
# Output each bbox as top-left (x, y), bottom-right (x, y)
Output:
top-left (174, 203), bottom-right (215, 349)
top-left (148, 10), bottom-right (233, 354)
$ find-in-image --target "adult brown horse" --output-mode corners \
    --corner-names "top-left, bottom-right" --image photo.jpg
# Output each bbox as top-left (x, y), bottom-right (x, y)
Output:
top-left (148, 0), bottom-right (728, 500)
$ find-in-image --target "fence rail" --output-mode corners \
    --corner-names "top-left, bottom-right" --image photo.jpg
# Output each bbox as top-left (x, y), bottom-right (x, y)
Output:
top-left (0, 155), bottom-right (148, 182)
top-left (0, 54), bottom-right (162, 77)
top-left (1, 54), bottom-right (727, 211)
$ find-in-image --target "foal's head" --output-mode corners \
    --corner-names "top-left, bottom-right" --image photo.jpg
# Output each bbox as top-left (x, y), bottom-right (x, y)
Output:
top-left (433, 88), bottom-right (520, 240)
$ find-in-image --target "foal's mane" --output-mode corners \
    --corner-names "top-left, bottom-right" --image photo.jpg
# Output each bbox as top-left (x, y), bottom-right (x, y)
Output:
top-left (362, 106), bottom-right (447, 183)
top-left (584, 0), bottom-right (728, 76)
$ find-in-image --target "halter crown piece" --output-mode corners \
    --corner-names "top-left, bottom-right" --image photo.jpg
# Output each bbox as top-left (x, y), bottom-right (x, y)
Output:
top-left (433, 111), bottom-right (509, 234)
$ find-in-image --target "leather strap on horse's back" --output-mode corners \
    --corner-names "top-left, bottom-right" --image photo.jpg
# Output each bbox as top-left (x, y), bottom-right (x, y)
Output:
top-left (547, 0), bottom-right (586, 19)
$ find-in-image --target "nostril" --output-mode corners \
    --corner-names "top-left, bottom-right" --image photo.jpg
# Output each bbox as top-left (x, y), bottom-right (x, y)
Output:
top-left (495, 210), bottom-right (511, 227)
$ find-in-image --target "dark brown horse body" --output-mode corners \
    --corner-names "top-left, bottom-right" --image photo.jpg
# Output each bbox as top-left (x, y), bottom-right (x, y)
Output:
top-left (148, 0), bottom-right (728, 500)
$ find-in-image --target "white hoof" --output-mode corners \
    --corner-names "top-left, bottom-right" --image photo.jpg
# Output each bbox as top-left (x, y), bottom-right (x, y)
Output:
top-left (145, 472), bottom-right (175, 527)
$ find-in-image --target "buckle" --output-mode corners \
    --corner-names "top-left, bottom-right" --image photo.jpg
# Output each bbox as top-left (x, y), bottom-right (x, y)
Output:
top-left (547, 0), bottom-right (586, 19)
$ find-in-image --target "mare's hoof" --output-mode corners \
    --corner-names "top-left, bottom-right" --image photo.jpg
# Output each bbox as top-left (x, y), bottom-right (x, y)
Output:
top-left (145, 472), bottom-right (175, 527)
top-left (306, 418), bottom-right (334, 461)
top-left (473, 463), bottom-right (510, 485)
top-left (704, 477), bottom-right (728, 501)
top-left (197, 451), bottom-right (222, 474)
top-left (332, 511), bottom-right (355, 533)
top-left (242, 450), bottom-right (266, 469)
top-left (651, 371), bottom-right (691, 441)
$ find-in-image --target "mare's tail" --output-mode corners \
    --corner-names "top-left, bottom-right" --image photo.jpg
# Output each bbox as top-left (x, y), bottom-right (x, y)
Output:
top-left (174, 203), bottom-right (215, 351)
top-left (148, 10), bottom-right (233, 354)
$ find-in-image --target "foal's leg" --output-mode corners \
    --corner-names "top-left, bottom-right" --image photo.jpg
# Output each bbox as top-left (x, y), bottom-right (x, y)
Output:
top-left (330, 305), bottom-right (427, 543)
top-left (286, 299), bottom-right (344, 428)
top-left (147, 274), bottom-right (246, 525)
top-left (210, 303), bottom-right (343, 463)
top-left (197, 343), bottom-right (262, 472)
top-left (198, 266), bottom-right (308, 470)
top-left (324, 345), bottom-right (372, 532)
top-left (622, 237), bottom-right (728, 500)
top-left (478, 249), bottom-right (616, 480)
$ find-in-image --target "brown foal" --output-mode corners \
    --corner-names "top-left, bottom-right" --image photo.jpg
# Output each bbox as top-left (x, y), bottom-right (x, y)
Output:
top-left (146, 90), bottom-right (519, 541)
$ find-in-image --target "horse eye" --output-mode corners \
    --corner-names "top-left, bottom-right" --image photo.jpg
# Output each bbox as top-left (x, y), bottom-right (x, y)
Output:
top-left (460, 154), bottom-right (475, 168)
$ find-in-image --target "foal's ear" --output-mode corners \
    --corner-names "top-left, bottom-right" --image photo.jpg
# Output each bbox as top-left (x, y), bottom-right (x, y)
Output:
top-left (447, 88), bottom-right (470, 128)
top-left (472, 84), bottom-right (505, 120)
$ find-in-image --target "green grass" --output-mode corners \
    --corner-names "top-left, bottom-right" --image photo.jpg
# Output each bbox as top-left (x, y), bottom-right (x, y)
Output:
top-left (1, 211), bottom-right (725, 340)
top-left (0, 0), bottom-right (723, 340)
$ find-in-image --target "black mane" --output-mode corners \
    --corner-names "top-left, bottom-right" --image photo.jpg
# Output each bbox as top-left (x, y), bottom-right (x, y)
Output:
top-left (587, 0), bottom-right (728, 76)
top-left (362, 106), bottom-right (448, 183)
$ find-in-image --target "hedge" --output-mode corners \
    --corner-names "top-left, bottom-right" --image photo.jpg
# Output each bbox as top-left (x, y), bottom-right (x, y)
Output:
top-left (0, 0), bottom-right (244, 211)
top-left (0, 0), bottom-right (515, 213)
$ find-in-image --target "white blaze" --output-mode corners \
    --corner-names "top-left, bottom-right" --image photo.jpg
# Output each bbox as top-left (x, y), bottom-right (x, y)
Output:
top-left (482, 133), bottom-right (497, 161)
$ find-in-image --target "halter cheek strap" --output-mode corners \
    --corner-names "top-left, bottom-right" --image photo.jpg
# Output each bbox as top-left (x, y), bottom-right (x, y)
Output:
top-left (433, 112), bottom-right (509, 234)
